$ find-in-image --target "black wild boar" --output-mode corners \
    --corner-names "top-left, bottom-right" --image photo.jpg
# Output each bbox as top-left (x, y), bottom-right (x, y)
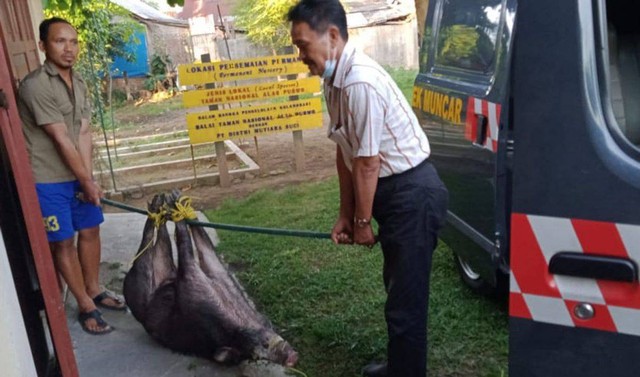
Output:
top-left (123, 193), bottom-right (175, 324)
top-left (123, 192), bottom-right (298, 367)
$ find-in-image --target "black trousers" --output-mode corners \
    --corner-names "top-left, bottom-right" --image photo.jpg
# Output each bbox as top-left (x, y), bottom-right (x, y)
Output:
top-left (372, 159), bottom-right (448, 377)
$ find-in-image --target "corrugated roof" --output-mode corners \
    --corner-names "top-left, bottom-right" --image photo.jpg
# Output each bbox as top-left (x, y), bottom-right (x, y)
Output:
top-left (111, 0), bottom-right (189, 27)
top-left (177, 0), bottom-right (413, 29)
top-left (344, 0), bottom-right (415, 28)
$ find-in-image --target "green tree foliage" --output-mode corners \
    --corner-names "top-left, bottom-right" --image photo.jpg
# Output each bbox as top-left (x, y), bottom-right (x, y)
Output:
top-left (234, 0), bottom-right (298, 53)
top-left (144, 53), bottom-right (174, 92)
top-left (45, 0), bottom-right (141, 116)
top-left (436, 25), bottom-right (479, 67)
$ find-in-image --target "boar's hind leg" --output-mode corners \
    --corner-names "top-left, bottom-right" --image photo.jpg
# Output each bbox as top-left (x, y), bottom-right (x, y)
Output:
top-left (123, 194), bottom-right (165, 322)
top-left (190, 224), bottom-right (260, 313)
top-left (166, 191), bottom-right (201, 277)
top-left (190, 225), bottom-right (227, 279)
top-left (152, 221), bottom-right (176, 289)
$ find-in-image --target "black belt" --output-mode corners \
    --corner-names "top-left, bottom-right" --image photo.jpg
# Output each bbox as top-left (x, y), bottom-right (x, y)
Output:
top-left (378, 158), bottom-right (430, 184)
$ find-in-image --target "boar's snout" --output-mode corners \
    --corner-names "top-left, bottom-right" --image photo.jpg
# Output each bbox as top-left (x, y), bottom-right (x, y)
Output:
top-left (284, 349), bottom-right (298, 367)
top-left (271, 340), bottom-right (298, 367)
top-left (256, 335), bottom-right (298, 367)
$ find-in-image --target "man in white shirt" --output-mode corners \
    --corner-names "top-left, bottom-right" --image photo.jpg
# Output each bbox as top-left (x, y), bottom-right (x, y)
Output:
top-left (289, 1), bottom-right (449, 376)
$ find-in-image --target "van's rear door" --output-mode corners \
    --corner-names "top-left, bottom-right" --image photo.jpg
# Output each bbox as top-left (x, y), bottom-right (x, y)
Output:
top-left (509, 0), bottom-right (640, 375)
top-left (412, 0), bottom-right (517, 290)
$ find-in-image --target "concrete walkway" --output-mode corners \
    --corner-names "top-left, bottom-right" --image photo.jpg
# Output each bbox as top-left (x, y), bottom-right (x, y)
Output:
top-left (65, 212), bottom-right (289, 377)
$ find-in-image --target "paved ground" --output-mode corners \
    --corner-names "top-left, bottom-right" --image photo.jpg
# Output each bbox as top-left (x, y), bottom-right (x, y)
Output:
top-left (64, 212), bottom-right (289, 377)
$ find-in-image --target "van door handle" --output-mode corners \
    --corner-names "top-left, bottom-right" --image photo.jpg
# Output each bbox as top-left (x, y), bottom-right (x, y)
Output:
top-left (475, 114), bottom-right (488, 145)
top-left (548, 252), bottom-right (638, 282)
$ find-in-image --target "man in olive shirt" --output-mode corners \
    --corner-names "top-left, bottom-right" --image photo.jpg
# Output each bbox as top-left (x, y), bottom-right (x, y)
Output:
top-left (18, 17), bottom-right (126, 335)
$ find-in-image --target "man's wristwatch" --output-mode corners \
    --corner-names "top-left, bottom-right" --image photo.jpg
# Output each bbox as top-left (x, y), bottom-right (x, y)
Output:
top-left (354, 217), bottom-right (371, 228)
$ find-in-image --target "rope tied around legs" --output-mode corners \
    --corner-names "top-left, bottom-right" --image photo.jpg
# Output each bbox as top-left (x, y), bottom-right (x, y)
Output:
top-left (148, 208), bottom-right (168, 227)
top-left (130, 207), bottom-right (168, 266)
top-left (169, 196), bottom-right (197, 222)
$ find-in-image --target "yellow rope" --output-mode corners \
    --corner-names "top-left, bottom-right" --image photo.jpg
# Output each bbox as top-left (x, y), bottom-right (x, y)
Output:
top-left (148, 207), bottom-right (168, 227)
top-left (129, 208), bottom-right (167, 266)
top-left (285, 367), bottom-right (309, 377)
top-left (169, 196), bottom-right (197, 222)
top-left (130, 239), bottom-right (153, 266)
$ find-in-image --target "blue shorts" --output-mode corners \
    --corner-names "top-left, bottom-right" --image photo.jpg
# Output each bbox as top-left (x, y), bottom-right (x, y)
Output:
top-left (35, 181), bottom-right (104, 242)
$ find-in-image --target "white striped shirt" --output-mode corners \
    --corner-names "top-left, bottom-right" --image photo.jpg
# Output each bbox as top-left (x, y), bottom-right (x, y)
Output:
top-left (324, 41), bottom-right (430, 177)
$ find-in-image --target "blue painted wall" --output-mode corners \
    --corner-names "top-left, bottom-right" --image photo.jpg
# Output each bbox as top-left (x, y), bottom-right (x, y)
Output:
top-left (111, 30), bottom-right (149, 78)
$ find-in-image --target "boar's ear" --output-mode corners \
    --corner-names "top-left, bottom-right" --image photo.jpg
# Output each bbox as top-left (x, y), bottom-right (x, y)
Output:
top-left (213, 347), bottom-right (241, 365)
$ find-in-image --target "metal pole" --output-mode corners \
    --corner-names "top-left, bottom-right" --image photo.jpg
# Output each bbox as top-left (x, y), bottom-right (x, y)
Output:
top-left (109, 72), bottom-right (118, 160)
top-left (216, 4), bottom-right (233, 61)
top-left (87, 14), bottom-right (117, 192)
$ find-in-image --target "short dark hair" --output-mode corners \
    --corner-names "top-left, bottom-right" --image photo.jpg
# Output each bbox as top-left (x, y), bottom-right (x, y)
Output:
top-left (287, 0), bottom-right (349, 41)
top-left (39, 17), bottom-right (73, 42)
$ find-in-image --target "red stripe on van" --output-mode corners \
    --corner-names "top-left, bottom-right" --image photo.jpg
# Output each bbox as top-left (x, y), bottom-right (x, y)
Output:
top-left (464, 97), bottom-right (476, 142)
top-left (510, 292), bottom-right (533, 319)
top-left (572, 219), bottom-right (628, 258)
top-left (511, 214), bottom-right (562, 298)
top-left (571, 219), bottom-right (640, 308)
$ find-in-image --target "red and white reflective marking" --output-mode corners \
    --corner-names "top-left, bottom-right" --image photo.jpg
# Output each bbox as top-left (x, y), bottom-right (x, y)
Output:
top-left (510, 213), bottom-right (640, 336)
top-left (464, 97), bottom-right (501, 152)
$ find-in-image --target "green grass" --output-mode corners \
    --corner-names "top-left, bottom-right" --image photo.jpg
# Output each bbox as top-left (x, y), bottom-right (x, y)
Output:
top-left (117, 95), bottom-right (183, 118)
top-left (204, 178), bottom-right (507, 377)
top-left (98, 118), bottom-right (137, 132)
top-left (98, 96), bottom-right (184, 131)
top-left (385, 66), bottom-right (418, 103)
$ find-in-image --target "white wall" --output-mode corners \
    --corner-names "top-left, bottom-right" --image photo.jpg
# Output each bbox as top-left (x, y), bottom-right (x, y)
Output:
top-left (28, 0), bottom-right (45, 63)
top-left (0, 231), bottom-right (38, 377)
top-left (349, 18), bottom-right (419, 69)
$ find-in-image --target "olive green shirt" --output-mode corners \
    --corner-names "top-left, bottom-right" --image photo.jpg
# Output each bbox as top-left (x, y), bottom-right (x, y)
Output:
top-left (18, 60), bottom-right (91, 183)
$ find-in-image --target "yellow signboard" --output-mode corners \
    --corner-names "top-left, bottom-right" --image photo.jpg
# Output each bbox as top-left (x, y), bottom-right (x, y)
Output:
top-left (178, 54), bottom-right (309, 85)
top-left (186, 97), bottom-right (323, 144)
top-left (182, 77), bottom-right (321, 108)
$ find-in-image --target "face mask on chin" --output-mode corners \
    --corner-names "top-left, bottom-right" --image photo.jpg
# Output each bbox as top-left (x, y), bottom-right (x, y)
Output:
top-left (322, 55), bottom-right (337, 80)
top-left (322, 34), bottom-right (337, 80)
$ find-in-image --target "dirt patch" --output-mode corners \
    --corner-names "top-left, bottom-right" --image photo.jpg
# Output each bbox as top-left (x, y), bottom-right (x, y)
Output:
top-left (97, 100), bottom-right (337, 212)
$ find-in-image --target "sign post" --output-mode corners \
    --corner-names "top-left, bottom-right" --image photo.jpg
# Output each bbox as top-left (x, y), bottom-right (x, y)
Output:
top-left (200, 53), bottom-right (230, 187)
top-left (293, 129), bottom-right (305, 172)
top-left (285, 44), bottom-right (305, 172)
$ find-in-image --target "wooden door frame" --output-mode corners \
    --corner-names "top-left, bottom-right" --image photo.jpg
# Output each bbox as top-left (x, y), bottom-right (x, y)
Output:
top-left (0, 0), bottom-right (43, 85)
